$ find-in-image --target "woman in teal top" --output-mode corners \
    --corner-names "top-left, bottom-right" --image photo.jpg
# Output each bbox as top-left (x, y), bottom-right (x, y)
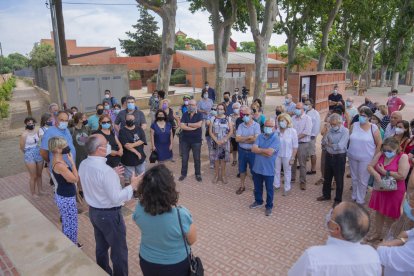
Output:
top-left (371, 114), bottom-right (385, 140)
top-left (133, 164), bottom-right (197, 276)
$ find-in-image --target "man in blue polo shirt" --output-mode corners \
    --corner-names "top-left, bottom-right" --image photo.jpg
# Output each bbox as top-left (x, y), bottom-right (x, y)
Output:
top-left (250, 119), bottom-right (280, 216)
top-left (235, 106), bottom-right (261, 195)
top-left (40, 111), bottom-right (76, 175)
top-left (179, 99), bottom-right (203, 182)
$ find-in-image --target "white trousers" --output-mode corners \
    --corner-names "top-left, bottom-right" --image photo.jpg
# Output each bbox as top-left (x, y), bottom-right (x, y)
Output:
top-left (274, 156), bottom-right (292, 192)
top-left (349, 158), bottom-right (371, 204)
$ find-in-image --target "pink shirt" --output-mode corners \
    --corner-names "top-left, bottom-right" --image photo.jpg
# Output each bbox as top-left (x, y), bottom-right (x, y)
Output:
top-left (387, 96), bottom-right (404, 114)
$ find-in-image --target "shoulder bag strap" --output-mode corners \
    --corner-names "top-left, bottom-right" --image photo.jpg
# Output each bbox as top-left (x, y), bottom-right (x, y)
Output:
top-left (370, 124), bottom-right (377, 147)
top-left (177, 207), bottom-right (192, 266)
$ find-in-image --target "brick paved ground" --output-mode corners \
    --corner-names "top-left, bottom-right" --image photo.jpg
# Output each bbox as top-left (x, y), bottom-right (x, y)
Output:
top-left (0, 244), bottom-right (19, 276)
top-left (1, 85), bottom-right (414, 275)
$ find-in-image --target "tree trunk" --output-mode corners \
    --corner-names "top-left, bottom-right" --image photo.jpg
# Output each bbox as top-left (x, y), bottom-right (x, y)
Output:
top-left (342, 35), bottom-right (351, 72)
top-left (365, 44), bottom-right (375, 89)
top-left (55, 0), bottom-right (68, 65)
top-left (247, 0), bottom-right (278, 103)
top-left (208, 0), bottom-right (237, 103)
top-left (157, 11), bottom-right (176, 92)
top-left (380, 65), bottom-right (388, 87)
top-left (392, 71), bottom-right (399, 90)
top-left (317, 0), bottom-right (343, 71)
top-left (137, 0), bottom-right (177, 93)
top-left (409, 59), bottom-right (414, 86)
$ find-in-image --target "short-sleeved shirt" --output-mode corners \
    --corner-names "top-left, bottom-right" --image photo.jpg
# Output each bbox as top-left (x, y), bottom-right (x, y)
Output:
top-left (87, 114), bottom-right (100, 131)
top-left (284, 102), bottom-right (296, 113)
top-left (115, 109), bottom-right (147, 129)
top-left (102, 96), bottom-right (118, 107)
top-left (252, 133), bottom-right (280, 176)
top-left (197, 99), bottom-right (213, 120)
top-left (133, 204), bottom-right (192, 265)
top-left (328, 93), bottom-right (343, 110)
top-left (387, 96), bottom-right (404, 115)
top-left (118, 126), bottom-right (146, 166)
top-left (40, 126), bottom-right (76, 171)
top-left (236, 121), bottom-right (261, 150)
top-left (181, 112), bottom-right (203, 143)
top-left (224, 102), bottom-right (234, 116)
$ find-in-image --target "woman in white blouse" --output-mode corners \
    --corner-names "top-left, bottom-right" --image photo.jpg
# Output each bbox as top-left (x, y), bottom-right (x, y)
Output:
top-left (274, 114), bottom-right (298, 196)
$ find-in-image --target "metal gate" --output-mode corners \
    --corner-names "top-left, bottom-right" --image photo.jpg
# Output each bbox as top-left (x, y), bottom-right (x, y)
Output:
top-left (64, 74), bottom-right (125, 112)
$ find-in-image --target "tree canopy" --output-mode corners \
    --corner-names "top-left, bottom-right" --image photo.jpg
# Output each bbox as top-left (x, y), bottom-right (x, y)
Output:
top-left (0, 53), bottom-right (29, 74)
top-left (29, 44), bottom-right (56, 69)
top-left (119, 6), bottom-right (162, 56)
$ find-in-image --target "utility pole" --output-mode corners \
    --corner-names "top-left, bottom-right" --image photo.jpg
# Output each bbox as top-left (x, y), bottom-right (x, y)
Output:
top-left (48, 0), bottom-right (64, 107)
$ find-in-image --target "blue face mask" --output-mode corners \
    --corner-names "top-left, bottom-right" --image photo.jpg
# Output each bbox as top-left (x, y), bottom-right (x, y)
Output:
top-left (127, 103), bottom-right (135, 110)
top-left (243, 115), bottom-right (250, 123)
top-left (101, 123), bottom-right (111, 129)
top-left (359, 115), bottom-right (367, 124)
top-left (58, 121), bottom-right (68, 130)
top-left (384, 151), bottom-right (396, 159)
top-left (104, 105), bottom-right (110, 110)
top-left (345, 101), bottom-right (351, 107)
top-left (403, 199), bottom-right (414, 221)
top-left (264, 127), bottom-right (273, 135)
top-left (279, 120), bottom-right (287, 129)
top-left (46, 121), bottom-right (53, 126)
top-left (294, 109), bottom-right (302, 116)
top-left (114, 109), bottom-right (120, 115)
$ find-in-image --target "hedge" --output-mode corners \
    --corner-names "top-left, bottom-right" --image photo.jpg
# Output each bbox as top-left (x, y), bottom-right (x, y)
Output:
top-left (0, 76), bottom-right (16, 119)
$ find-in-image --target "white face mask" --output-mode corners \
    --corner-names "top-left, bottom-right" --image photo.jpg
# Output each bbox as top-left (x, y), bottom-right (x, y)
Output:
top-left (105, 94), bottom-right (110, 99)
top-left (395, 127), bottom-right (404, 135)
top-left (233, 108), bottom-right (240, 114)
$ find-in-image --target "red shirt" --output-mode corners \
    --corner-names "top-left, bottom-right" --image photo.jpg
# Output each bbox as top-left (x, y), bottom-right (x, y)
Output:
top-left (387, 96), bottom-right (404, 114)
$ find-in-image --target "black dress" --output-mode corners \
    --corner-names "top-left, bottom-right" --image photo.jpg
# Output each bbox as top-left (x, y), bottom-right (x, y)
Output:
top-left (93, 129), bottom-right (121, 168)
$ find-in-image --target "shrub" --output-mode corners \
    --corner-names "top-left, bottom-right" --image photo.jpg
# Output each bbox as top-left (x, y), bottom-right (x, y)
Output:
top-left (170, 69), bottom-right (187, 85)
top-left (149, 74), bottom-right (157, 83)
top-left (128, 70), bottom-right (141, 80)
top-left (0, 100), bottom-right (9, 119)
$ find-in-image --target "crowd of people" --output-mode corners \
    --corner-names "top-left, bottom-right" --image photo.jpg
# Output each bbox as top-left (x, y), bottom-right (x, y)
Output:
top-left (17, 84), bottom-right (414, 275)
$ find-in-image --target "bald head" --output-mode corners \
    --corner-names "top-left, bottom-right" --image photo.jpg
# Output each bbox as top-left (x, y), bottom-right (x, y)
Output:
top-left (264, 119), bottom-right (275, 128)
top-left (390, 111), bottom-right (403, 126)
top-left (86, 134), bottom-right (107, 156)
top-left (332, 202), bottom-right (370, 242)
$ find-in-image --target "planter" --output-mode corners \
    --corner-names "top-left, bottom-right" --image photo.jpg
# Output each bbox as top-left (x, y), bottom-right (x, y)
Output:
top-left (146, 81), bottom-right (157, 94)
top-left (129, 79), bottom-right (142, 90)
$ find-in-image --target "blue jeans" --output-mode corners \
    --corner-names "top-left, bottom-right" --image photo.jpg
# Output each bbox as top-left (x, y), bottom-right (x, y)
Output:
top-left (253, 173), bottom-right (274, 209)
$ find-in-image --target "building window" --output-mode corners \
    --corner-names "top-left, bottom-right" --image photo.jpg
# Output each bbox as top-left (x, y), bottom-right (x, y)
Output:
top-left (226, 68), bottom-right (245, 78)
top-left (267, 69), bottom-right (279, 79)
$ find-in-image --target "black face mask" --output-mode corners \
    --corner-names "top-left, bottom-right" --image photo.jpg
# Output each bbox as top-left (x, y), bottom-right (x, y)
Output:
top-left (83, 120), bottom-right (88, 126)
top-left (126, 119), bottom-right (135, 127)
top-left (276, 111), bottom-right (282, 116)
top-left (156, 117), bottom-right (165, 121)
top-left (97, 109), bottom-right (104, 115)
top-left (253, 108), bottom-right (257, 113)
top-left (62, 146), bottom-right (70, 154)
top-left (26, 124), bottom-right (35, 130)
top-left (224, 97), bottom-right (229, 102)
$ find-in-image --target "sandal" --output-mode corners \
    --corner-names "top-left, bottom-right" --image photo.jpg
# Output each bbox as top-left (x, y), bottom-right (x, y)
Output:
top-left (365, 235), bottom-right (383, 243)
top-left (232, 161), bottom-right (237, 166)
top-left (236, 187), bottom-right (245, 195)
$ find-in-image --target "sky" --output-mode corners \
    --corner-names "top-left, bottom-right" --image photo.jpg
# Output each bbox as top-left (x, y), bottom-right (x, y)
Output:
top-left (0, 0), bottom-right (287, 57)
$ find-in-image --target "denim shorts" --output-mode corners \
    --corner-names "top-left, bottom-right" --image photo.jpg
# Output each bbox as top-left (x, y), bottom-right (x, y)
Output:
top-left (24, 147), bottom-right (43, 163)
top-left (238, 147), bottom-right (255, 174)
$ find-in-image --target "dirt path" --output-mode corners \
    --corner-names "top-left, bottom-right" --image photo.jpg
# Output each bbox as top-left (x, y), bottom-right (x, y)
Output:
top-left (0, 80), bottom-right (50, 177)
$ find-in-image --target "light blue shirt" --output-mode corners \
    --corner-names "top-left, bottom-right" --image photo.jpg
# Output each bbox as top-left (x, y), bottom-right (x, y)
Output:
top-left (252, 132), bottom-right (280, 176)
top-left (197, 98), bottom-right (213, 120)
top-left (284, 102), bottom-right (297, 113)
top-left (236, 121), bottom-right (261, 150)
top-left (133, 204), bottom-right (192, 265)
top-left (87, 114), bottom-right (100, 131)
top-left (40, 126), bottom-right (76, 171)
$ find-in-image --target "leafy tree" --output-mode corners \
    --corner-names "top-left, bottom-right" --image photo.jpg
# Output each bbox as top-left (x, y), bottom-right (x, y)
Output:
top-left (189, 0), bottom-right (239, 102)
top-left (0, 53), bottom-right (29, 74)
top-left (237, 41), bottom-right (256, 53)
top-left (119, 6), bottom-right (162, 56)
top-left (136, 0), bottom-right (177, 92)
top-left (29, 44), bottom-right (56, 69)
top-left (175, 35), bottom-right (206, 50)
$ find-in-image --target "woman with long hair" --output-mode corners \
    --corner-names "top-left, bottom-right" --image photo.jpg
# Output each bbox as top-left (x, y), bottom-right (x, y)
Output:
top-left (20, 117), bottom-right (45, 198)
top-left (133, 164), bottom-right (197, 276)
top-left (150, 109), bottom-right (173, 162)
top-left (393, 120), bottom-right (410, 152)
top-left (93, 114), bottom-right (123, 168)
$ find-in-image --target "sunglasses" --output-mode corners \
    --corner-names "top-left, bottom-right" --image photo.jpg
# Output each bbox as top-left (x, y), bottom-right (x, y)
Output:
top-left (101, 121), bottom-right (111, 124)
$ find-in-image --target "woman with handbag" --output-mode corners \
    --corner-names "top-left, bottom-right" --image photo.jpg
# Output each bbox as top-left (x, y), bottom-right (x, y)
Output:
top-left (366, 137), bottom-right (410, 242)
top-left (150, 110), bottom-right (173, 163)
top-left (133, 164), bottom-right (198, 276)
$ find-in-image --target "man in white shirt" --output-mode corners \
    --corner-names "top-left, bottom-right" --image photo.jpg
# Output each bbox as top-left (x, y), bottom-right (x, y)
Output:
top-left (79, 134), bottom-right (142, 276)
top-left (291, 102), bottom-right (313, 190)
top-left (289, 202), bottom-right (381, 276)
top-left (377, 192), bottom-right (414, 275)
top-left (384, 111), bottom-right (403, 139)
top-left (304, 99), bottom-right (321, 175)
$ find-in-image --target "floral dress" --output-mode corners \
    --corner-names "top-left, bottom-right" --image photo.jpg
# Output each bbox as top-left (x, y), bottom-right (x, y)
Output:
top-left (210, 116), bottom-right (230, 162)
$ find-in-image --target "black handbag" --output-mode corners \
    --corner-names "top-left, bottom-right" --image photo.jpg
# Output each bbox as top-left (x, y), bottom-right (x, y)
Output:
top-left (177, 208), bottom-right (204, 276)
top-left (149, 150), bottom-right (158, 163)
